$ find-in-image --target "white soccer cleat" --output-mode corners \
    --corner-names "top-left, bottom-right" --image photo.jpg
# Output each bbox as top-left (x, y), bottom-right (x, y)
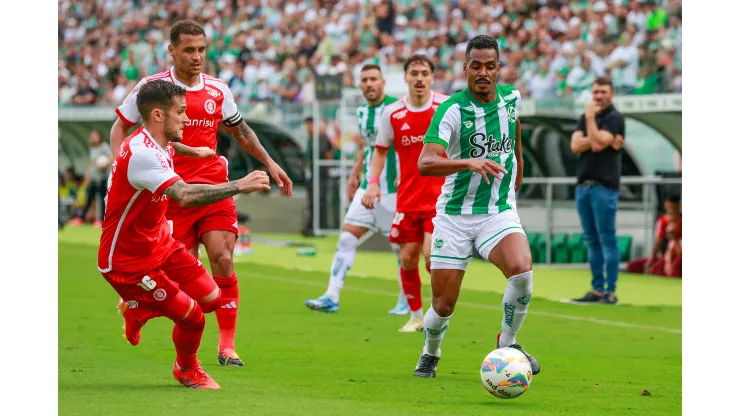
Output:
top-left (398, 316), bottom-right (424, 333)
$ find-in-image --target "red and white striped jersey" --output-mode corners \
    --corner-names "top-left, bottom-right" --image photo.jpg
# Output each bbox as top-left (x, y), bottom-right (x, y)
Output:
top-left (375, 92), bottom-right (448, 213)
top-left (98, 127), bottom-right (181, 275)
top-left (115, 67), bottom-right (243, 185)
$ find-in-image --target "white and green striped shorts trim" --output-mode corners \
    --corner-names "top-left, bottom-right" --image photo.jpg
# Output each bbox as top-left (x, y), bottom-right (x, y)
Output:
top-left (429, 209), bottom-right (526, 271)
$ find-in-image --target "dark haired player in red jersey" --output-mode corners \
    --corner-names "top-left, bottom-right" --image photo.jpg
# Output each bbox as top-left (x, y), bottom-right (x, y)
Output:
top-left (100, 79), bottom-right (271, 389)
top-left (110, 21), bottom-right (293, 367)
top-left (362, 54), bottom-right (447, 333)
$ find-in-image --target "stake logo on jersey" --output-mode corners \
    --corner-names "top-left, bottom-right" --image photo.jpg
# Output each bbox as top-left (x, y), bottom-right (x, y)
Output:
top-left (357, 95), bottom-right (399, 193)
top-left (424, 85), bottom-right (521, 215)
top-left (115, 67), bottom-right (243, 186)
top-left (469, 132), bottom-right (513, 159)
top-left (376, 93), bottom-right (448, 213)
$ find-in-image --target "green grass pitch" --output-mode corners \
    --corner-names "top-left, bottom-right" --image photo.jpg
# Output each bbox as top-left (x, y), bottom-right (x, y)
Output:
top-left (59, 227), bottom-right (681, 415)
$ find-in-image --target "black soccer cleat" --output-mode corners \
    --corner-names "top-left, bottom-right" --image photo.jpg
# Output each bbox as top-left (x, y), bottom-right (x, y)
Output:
top-left (508, 344), bottom-right (540, 375)
top-left (414, 354), bottom-right (440, 378)
top-left (571, 291), bottom-right (603, 303)
top-left (497, 333), bottom-right (541, 375)
top-left (218, 349), bottom-right (244, 367)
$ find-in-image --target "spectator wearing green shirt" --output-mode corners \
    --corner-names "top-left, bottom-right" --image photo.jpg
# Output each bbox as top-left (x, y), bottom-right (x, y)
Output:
top-left (645, 0), bottom-right (669, 31)
top-left (566, 54), bottom-right (598, 100)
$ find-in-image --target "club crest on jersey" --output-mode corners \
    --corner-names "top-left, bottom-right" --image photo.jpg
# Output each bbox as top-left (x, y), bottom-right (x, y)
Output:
top-left (507, 106), bottom-right (517, 123)
top-left (204, 99), bottom-right (217, 115)
top-left (468, 132), bottom-right (513, 158)
top-left (205, 86), bottom-right (221, 98)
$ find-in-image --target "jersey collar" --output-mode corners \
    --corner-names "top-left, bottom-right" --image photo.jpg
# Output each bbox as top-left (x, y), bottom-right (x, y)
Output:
top-left (140, 127), bottom-right (169, 155)
top-left (403, 93), bottom-right (435, 113)
top-left (169, 67), bottom-right (204, 91)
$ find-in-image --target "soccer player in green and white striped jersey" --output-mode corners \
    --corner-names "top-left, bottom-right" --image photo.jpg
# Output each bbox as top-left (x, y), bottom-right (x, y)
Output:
top-left (305, 64), bottom-right (408, 315)
top-left (412, 35), bottom-right (540, 379)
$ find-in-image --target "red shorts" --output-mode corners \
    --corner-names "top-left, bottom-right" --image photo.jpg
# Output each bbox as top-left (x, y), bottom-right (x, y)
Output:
top-left (166, 196), bottom-right (238, 250)
top-left (102, 243), bottom-right (218, 319)
top-left (389, 211), bottom-right (436, 244)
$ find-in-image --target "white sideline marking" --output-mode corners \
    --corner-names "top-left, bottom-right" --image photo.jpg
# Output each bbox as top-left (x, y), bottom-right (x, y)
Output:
top-left (248, 272), bottom-right (682, 335)
top-left (57, 244), bottom-right (681, 335)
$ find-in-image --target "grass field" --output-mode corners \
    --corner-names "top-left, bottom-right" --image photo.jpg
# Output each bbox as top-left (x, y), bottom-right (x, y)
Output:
top-left (59, 227), bottom-right (681, 415)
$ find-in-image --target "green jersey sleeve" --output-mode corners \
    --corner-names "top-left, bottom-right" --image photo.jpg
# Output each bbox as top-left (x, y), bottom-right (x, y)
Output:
top-left (424, 100), bottom-right (460, 149)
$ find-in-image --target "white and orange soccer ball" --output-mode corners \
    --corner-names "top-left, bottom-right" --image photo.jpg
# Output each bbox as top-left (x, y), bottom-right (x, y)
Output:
top-left (480, 347), bottom-right (533, 399)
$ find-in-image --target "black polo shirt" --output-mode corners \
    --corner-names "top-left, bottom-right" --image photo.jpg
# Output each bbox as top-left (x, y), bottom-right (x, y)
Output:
top-left (575, 104), bottom-right (626, 190)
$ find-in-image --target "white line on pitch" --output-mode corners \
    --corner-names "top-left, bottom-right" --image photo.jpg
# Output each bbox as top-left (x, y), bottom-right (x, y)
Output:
top-left (246, 272), bottom-right (682, 335)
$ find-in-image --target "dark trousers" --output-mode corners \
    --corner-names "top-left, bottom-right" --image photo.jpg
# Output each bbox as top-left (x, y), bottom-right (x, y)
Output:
top-left (77, 178), bottom-right (108, 221)
top-left (575, 183), bottom-right (620, 293)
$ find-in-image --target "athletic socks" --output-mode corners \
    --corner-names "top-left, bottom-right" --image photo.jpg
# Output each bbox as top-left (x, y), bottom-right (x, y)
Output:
top-left (390, 243), bottom-right (406, 303)
top-left (325, 231), bottom-right (359, 303)
top-left (400, 267), bottom-right (423, 316)
top-left (499, 271), bottom-right (534, 348)
top-left (213, 273), bottom-right (238, 352)
top-left (173, 305), bottom-right (206, 369)
top-left (422, 307), bottom-right (451, 357)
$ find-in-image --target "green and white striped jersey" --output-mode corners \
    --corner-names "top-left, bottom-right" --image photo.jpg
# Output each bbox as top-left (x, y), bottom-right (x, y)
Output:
top-left (357, 95), bottom-right (400, 194)
top-left (424, 85), bottom-right (521, 215)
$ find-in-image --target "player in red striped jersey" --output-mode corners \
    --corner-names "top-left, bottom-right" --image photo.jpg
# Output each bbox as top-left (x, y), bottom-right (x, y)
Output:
top-left (362, 55), bottom-right (447, 333)
top-left (100, 80), bottom-right (271, 388)
top-left (110, 21), bottom-right (293, 367)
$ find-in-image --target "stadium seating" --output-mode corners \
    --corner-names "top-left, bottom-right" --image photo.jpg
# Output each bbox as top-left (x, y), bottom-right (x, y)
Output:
top-left (525, 232), bottom-right (632, 265)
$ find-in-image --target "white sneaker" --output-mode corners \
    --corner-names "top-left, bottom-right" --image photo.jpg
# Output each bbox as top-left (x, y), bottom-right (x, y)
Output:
top-left (398, 316), bottom-right (424, 332)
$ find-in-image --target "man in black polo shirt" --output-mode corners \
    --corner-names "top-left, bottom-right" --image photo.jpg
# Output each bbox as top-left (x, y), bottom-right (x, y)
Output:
top-left (570, 77), bottom-right (625, 305)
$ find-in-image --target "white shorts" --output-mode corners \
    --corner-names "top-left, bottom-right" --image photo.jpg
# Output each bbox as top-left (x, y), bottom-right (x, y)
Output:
top-left (430, 209), bottom-right (526, 271)
top-left (343, 188), bottom-right (397, 237)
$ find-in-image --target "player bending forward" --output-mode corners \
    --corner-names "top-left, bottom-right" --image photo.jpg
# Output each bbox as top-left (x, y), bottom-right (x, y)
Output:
top-left (305, 64), bottom-right (409, 314)
top-left (111, 20), bottom-right (293, 367)
top-left (99, 80), bottom-right (271, 389)
top-left (413, 35), bottom-right (540, 378)
top-left (362, 55), bottom-right (447, 332)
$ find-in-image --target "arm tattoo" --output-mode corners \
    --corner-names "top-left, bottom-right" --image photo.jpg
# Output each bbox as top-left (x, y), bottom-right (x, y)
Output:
top-left (163, 180), bottom-right (240, 207)
top-left (172, 142), bottom-right (197, 157)
top-left (228, 120), bottom-right (272, 165)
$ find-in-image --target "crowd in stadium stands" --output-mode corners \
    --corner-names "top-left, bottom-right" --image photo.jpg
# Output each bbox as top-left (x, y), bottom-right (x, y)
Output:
top-left (58, 0), bottom-right (682, 108)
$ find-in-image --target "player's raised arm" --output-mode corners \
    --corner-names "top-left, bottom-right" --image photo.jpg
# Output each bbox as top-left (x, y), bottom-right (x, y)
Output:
top-left (162, 170), bottom-right (270, 208)
top-left (220, 85), bottom-right (293, 196)
top-left (361, 106), bottom-right (392, 209)
top-left (171, 142), bottom-right (216, 159)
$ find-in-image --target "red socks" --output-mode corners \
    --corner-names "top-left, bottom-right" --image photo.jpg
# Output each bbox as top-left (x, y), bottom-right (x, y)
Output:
top-left (400, 267), bottom-right (423, 312)
top-left (213, 273), bottom-right (239, 352)
top-left (173, 305), bottom-right (205, 369)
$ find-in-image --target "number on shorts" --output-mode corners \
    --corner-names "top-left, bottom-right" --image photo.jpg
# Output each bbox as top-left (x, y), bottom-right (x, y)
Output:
top-left (392, 212), bottom-right (405, 226)
top-left (167, 220), bottom-right (174, 236)
top-left (137, 275), bottom-right (157, 292)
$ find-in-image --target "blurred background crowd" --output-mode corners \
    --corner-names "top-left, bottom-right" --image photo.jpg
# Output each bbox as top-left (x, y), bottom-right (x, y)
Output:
top-left (59, 0), bottom-right (682, 108)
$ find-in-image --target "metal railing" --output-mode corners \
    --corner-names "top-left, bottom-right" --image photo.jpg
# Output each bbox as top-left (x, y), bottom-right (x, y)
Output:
top-left (521, 176), bottom-right (682, 264)
top-left (309, 168), bottom-right (682, 263)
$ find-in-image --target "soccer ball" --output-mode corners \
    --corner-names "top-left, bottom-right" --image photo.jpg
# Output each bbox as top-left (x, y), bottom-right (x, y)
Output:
top-left (480, 347), bottom-right (533, 399)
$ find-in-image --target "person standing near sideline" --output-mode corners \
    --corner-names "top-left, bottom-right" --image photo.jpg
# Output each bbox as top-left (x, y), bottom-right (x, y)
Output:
top-left (569, 77), bottom-right (625, 305)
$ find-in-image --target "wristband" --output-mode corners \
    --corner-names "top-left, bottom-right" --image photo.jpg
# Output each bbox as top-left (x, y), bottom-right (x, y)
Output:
top-left (369, 176), bottom-right (380, 185)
